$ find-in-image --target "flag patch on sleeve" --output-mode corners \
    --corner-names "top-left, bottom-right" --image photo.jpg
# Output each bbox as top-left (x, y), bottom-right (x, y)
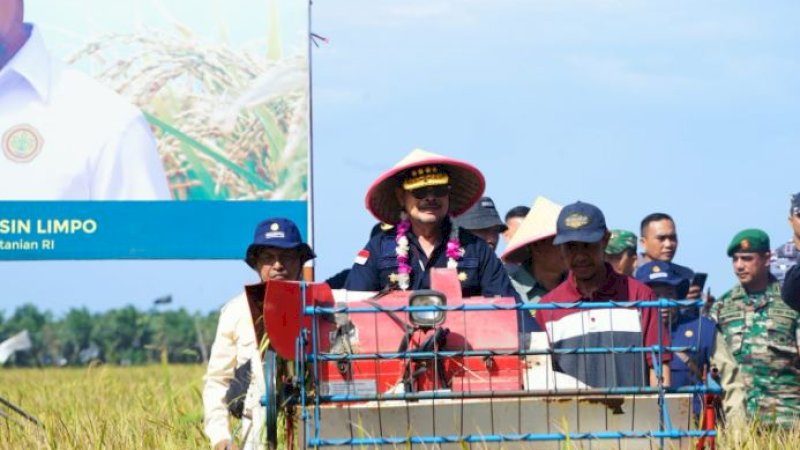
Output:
top-left (354, 249), bottom-right (370, 265)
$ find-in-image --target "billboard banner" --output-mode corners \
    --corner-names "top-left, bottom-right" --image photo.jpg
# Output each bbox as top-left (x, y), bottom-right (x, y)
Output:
top-left (0, 0), bottom-right (310, 259)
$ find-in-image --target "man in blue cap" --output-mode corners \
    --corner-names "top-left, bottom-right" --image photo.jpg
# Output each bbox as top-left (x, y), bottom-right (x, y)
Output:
top-left (636, 261), bottom-right (745, 424)
top-left (203, 218), bottom-right (314, 450)
top-left (535, 201), bottom-right (671, 388)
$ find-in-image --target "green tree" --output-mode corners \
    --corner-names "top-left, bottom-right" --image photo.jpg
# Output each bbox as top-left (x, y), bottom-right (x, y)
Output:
top-left (5, 303), bottom-right (50, 366)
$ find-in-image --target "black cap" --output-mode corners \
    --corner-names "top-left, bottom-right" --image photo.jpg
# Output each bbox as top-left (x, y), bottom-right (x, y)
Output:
top-left (553, 201), bottom-right (607, 245)
top-left (453, 196), bottom-right (508, 232)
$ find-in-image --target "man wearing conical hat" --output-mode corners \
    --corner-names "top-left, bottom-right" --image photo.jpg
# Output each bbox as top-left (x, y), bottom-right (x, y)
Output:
top-left (501, 197), bottom-right (567, 309)
top-left (344, 149), bottom-right (534, 330)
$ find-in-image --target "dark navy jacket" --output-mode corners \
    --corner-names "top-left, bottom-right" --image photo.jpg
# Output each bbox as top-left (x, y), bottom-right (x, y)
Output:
top-left (344, 219), bottom-right (539, 333)
top-left (670, 311), bottom-right (716, 416)
top-left (783, 263), bottom-right (800, 311)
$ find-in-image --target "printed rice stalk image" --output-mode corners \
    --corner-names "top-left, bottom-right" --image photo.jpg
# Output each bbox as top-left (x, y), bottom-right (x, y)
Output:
top-left (66, 9), bottom-right (308, 201)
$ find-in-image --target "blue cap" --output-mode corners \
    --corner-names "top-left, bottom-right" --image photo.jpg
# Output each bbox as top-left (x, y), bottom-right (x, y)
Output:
top-left (553, 201), bottom-right (607, 245)
top-left (245, 218), bottom-right (315, 268)
top-left (635, 261), bottom-right (690, 296)
top-left (792, 192), bottom-right (800, 215)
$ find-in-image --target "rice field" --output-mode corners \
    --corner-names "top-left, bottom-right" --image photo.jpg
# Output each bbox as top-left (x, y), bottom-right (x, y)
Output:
top-left (1, 365), bottom-right (207, 449)
top-left (2, 365), bottom-right (799, 449)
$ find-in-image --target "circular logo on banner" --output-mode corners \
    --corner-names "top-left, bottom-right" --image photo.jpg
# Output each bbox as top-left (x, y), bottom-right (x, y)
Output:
top-left (3, 124), bottom-right (44, 163)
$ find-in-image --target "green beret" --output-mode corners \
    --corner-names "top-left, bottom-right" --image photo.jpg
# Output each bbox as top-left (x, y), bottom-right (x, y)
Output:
top-left (727, 228), bottom-right (770, 256)
top-left (605, 229), bottom-right (637, 255)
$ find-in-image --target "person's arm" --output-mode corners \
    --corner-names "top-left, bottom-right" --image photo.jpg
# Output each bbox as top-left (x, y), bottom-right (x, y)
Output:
top-left (344, 239), bottom-right (382, 292)
top-left (649, 365), bottom-right (671, 388)
top-left (203, 303), bottom-right (238, 448)
top-left (710, 328), bottom-right (746, 426)
top-left (91, 112), bottom-right (171, 200)
top-left (782, 263), bottom-right (800, 311)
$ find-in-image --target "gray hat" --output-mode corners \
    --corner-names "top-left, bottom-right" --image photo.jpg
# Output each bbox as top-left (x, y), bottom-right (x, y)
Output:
top-left (453, 196), bottom-right (508, 232)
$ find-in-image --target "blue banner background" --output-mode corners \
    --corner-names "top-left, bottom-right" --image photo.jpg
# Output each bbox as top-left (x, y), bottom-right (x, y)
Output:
top-left (0, 201), bottom-right (308, 260)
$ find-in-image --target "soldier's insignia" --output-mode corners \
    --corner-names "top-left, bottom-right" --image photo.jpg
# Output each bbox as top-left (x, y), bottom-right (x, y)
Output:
top-left (740, 239), bottom-right (750, 250)
top-left (3, 124), bottom-right (44, 163)
top-left (685, 330), bottom-right (694, 338)
top-left (270, 222), bottom-right (280, 231)
top-left (564, 213), bottom-right (590, 229)
top-left (458, 272), bottom-right (468, 282)
top-left (652, 265), bottom-right (661, 273)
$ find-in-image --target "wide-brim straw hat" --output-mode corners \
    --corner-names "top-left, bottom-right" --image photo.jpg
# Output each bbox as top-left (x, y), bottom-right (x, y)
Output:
top-left (501, 196), bottom-right (563, 264)
top-left (365, 149), bottom-right (485, 225)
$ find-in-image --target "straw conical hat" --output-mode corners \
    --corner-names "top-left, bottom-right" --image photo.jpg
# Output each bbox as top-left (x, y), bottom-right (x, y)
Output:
top-left (501, 196), bottom-right (563, 263)
top-left (365, 149), bottom-right (485, 225)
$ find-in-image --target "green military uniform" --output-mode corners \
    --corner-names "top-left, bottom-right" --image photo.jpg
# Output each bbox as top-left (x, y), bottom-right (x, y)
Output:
top-left (711, 281), bottom-right (800, 425)
top-left (711, 229), bottom-right (800, 426)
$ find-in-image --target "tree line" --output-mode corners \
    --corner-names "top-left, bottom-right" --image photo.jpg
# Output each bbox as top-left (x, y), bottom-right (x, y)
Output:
top-left (0, 303), bottom-right (220, 366)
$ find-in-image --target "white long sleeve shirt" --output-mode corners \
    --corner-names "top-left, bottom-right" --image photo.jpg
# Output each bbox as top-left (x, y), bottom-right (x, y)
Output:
top-left (0, 24), bottom-right (170, 200)
top-left (203, 292), bottom-right (266, 450)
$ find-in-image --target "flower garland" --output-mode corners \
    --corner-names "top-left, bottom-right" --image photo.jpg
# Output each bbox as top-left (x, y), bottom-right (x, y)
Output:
top-left (393, 215), bottom-right (412, 290)
top-left (391, 213), bottom-right (466, 290)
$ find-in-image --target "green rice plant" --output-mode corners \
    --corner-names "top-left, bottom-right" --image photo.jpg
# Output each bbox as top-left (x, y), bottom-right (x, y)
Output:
top-left (67, 26), bottom-right (309, 201)
top-left (1, 365), bottom-right (208, 449)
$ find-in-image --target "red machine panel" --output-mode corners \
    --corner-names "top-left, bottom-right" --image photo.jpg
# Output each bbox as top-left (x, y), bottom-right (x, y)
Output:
top-left (319, 269), bottom-right (524, 396)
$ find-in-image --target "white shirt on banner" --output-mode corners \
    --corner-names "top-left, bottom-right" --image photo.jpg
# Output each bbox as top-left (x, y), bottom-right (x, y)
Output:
top-left (0, 24), bottom-right (171, 200)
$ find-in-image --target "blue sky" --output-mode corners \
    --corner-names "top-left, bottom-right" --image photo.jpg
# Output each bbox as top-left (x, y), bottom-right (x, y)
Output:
top-left (3, 0), bottom-right (799, 315)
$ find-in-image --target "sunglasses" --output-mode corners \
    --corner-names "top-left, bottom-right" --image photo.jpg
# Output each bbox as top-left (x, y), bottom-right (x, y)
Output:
top-left (409, 185), bottom-right (450, 200)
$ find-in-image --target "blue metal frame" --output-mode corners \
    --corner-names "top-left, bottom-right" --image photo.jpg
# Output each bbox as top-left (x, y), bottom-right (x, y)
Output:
top-left (274, 297), bottom-right (722, 448)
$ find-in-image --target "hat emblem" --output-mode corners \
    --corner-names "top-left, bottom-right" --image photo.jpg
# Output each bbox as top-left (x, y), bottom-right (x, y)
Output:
top-left (564, 213), bottom-right (590, 229)
top-left (652, 265), bottom-right (661, 273)
top-left (685, 330), bottom-right (694, 338)
top-left (270, 222), bottom-right (280, 231)
top-left (740, 239), bottom-right (750, 250)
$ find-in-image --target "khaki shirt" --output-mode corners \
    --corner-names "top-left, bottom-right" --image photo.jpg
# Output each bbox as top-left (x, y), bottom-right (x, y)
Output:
top-left (202, 293), bottom-right (266, 449)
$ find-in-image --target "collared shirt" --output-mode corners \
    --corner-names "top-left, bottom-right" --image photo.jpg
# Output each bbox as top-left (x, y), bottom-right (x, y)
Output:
top-left (507, 264), bottom-right (551, 304)
top-left (345, 219), bottom-right (538, 332)
top-left (710, 280), bottom-right (800, 426)
top-left (0, 25), bottom-right (170, 199)
top-left (536, 264), bottom-right (671, 388)
top-left (203, 287), bottom-right (267, 449)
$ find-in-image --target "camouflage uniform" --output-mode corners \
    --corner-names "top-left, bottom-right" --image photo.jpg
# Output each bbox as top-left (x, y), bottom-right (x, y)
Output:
top-left (711, 279), bottom-right (800, 426)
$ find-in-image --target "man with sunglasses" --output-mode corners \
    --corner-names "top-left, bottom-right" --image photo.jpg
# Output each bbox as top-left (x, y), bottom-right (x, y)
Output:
top-left (344, 149), bottom-right (535, 332)
top-left (203, 217), bottom-right (314, 450)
